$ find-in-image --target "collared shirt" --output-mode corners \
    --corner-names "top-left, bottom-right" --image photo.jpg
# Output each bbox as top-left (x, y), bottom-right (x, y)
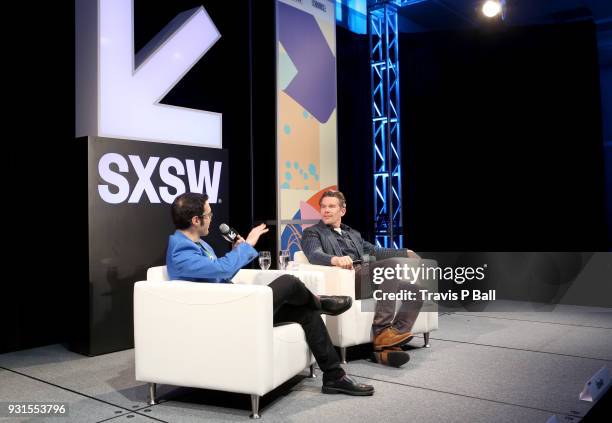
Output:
top-left (328, 224), bottom-right (361, 261)
top-left (195, 240), bottom-right (217, 259)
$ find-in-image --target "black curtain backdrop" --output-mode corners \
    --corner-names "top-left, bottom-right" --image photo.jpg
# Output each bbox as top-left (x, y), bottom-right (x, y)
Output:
top-left (399, 21), bottom-right (607, 251)
top-left (336, 26), bottom-right (375, 241)
top-left (249, 0), bottom-right (278, 255)
top-left (336, 21), bottom-right (608, 252)
top-left (3, 2), bottom-right (76, 354)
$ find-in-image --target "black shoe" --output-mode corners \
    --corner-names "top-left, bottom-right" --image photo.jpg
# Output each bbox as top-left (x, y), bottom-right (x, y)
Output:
top-left (322, 374), bottom-right (374, 396)
top-left (319, 295), bottom-right (353, 316)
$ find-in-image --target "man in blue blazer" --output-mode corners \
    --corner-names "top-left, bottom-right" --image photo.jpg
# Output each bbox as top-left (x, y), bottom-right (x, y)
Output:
top-left (301, 190), bottom-right (423, 367)
top-left (166, 192), bottom-right (374, 396)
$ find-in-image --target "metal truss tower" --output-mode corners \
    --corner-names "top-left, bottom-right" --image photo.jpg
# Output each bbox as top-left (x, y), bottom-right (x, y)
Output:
top-left (369, 1), bottom-right (403, 248)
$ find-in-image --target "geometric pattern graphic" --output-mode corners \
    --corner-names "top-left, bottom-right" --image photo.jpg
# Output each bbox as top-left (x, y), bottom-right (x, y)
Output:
top-left (277, 1), bottom-right (336, 123)
top-left (278, 44), bottom-right (298, 91)
top-left (276, 0), bottom-right (338, 254)
top-left (278, 91), bottom-right (321, 191)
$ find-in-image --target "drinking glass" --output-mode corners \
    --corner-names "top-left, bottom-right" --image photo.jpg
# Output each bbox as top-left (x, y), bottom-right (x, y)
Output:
top-left (278, 251), bottom-right (290, 270)
top-left (258, 251), bottom-right (271, 270)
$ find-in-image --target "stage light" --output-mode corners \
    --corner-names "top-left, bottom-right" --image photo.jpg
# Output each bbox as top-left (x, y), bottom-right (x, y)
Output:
top-left (482, 1), bottom-right (502, 18)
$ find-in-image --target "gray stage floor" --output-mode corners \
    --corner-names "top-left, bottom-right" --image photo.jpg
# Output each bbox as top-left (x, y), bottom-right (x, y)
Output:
top-left (1, 309), bottom-right (611, 423)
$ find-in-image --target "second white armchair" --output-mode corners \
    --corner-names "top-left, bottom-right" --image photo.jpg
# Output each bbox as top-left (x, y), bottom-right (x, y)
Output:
top-left (292, 251), bottom-right (438, 363)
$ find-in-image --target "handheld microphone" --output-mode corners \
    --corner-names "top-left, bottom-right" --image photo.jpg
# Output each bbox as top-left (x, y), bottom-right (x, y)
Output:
top-left (219, 223), bottom-right (241, 243)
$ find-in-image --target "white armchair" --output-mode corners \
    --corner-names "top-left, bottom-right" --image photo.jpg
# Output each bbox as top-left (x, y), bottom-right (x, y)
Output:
top-left (134, 266), bottom-right (324, 419)
top-left (292, 251), bottom-right (438, 363)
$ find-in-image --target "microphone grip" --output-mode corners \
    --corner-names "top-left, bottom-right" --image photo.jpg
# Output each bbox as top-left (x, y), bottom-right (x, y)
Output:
top-left (219, 223), bottom-right (242, 244)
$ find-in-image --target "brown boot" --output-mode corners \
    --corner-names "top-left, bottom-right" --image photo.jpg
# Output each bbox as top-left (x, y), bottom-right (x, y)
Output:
top-left (372, 348), bottom-right (410, 367)
top-left (373, 327), bottom-right (414, 350)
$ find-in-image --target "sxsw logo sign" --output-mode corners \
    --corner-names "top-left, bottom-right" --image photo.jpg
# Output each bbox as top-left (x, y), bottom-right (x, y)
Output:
top-left (76, 0), bottom-right (224, 204)
top-left (76, 0), bottom-right (221, 147)
top-left (98, 153), bottom-right (222, 204)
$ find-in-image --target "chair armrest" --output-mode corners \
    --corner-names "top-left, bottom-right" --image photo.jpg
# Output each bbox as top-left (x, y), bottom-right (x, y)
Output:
top-left (292, 264), bottom-right (356, 298)
top-left (146, 266), bottom-right (169, 281)
top-left (134, 280), bottom-right (274, 395)
top-left (232, 269), bottom-right (325, 295)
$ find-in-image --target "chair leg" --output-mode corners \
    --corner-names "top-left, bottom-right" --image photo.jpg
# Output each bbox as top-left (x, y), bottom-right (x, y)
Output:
top-left (148, 383), bottom-right (157, 406)
top-left (340, 347), bottom-right (347, 364)
top-left (309, 364), bottom-right (316, 378)
top-left (250, 394), bottom-right (261, 419)
top-left (423, 332), bottom-right (431, 348)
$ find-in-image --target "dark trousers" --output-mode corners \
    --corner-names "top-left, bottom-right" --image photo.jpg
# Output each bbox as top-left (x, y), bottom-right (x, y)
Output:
top-left (356, 257), bottom-right (424, 337)
top-left (268, 275), bottom-right (343, 379)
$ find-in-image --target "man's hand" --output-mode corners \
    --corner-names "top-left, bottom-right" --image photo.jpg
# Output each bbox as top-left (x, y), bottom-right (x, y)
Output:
top-left (245, 224), bottom-right (269, 247)
top-left (331, 255), bottom-right (354, 269)
top-left (406, 249), bottom-right (420, 259)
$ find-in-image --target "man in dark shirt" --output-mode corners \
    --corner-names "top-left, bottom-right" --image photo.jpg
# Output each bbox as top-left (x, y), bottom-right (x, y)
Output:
top-left (301, 190), bottom-right (423, 367)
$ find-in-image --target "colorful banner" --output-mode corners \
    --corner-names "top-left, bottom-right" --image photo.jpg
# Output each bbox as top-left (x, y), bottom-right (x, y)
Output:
top-left (276, 0), bottom-right (338, 258)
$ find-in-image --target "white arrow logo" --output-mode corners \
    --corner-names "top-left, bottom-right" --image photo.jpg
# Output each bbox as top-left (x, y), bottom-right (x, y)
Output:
top-left (93, 0), bottom-right (222, 147)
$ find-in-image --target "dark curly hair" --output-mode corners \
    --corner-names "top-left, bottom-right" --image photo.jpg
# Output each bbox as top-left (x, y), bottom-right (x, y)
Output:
top-left (171, 192), bottom-right (209, 229)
